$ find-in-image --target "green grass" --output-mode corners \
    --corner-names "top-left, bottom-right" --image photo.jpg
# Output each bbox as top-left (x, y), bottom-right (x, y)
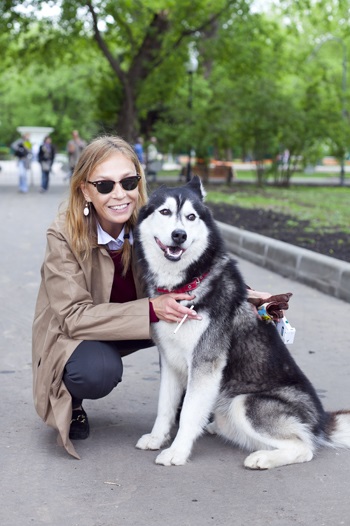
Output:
top-left (157, 168), bottom-right (345, 180)
top-left (157, 169), bottom-right (180, 178)
top-left (154, 168), bottom-right (349, 233)
top-left (205, 186), bottom-right (350, 233)
top-left (233, 169), bottom-right (345, 180)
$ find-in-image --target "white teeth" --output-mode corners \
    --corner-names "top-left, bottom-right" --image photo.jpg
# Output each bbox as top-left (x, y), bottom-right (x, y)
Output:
top-left (110, 204), bottom-right (127, 210)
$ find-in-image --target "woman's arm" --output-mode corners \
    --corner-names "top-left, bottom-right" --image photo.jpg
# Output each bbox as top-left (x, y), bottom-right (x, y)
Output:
top-left (42, 231), bottom-right (151, 341)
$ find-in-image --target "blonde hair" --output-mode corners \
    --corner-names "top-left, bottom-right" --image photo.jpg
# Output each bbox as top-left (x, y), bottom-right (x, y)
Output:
top-left (65, 135), bottom-right (148, 275)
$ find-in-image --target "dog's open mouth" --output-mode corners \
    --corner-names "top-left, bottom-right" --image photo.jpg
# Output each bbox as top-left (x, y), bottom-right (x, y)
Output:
top-left (155, 237), bottom-right (185, 261)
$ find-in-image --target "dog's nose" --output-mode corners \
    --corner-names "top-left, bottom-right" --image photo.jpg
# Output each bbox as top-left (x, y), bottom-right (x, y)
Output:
top-left (172, 229), bottom-right (187, 245)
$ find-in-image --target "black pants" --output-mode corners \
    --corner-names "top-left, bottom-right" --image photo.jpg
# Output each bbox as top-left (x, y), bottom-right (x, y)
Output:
top-left (63, 340), bottom-right (154, 408)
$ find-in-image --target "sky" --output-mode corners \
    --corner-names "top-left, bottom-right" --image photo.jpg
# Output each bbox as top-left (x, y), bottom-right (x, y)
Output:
top-left (22, 0), bottom-right (278, 18)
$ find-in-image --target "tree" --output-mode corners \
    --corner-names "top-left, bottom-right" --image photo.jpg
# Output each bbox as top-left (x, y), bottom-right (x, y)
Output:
top-left (274, 0), bottom-right (350, 185)
top-left (1, 0), bottom-right (348, 189)
top-left (0, 27), bottom-right (107, 147)
top-left (1, 0), bottom-right (248, 142)
top-left (155, 11), bottom-right (302, 184)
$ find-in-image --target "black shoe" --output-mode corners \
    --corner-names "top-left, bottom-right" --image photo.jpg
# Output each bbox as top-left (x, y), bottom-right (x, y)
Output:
top-left (69, 408), bottom-right (90, 440)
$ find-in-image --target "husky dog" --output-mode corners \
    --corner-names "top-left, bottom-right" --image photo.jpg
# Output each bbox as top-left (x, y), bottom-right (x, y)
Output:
top-left (135, 176), bottom-right (350, 468)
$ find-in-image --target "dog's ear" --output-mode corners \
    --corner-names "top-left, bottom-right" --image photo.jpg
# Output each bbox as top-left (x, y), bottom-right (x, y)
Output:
top-left (187, 175), bottom-right (207, 201)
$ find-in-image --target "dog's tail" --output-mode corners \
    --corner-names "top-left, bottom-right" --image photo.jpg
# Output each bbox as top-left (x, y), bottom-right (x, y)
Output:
top-left (325, 410), bottom-right (350, 448)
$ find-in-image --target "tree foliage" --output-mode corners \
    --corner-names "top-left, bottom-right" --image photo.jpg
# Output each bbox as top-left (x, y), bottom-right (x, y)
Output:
top-left (0, 0), bottom-right (349, 186)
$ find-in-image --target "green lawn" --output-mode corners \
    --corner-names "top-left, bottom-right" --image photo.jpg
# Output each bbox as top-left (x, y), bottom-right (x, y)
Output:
top-left (233, 169), bottom-right (346, 180)
top-left (205, 186), bottom-right (350, 234)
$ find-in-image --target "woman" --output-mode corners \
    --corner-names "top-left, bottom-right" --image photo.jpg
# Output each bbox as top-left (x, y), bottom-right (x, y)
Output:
top-left (38, 136), bottom-right (56, 193)
top-left (32, 136), bottom-right (200, 459)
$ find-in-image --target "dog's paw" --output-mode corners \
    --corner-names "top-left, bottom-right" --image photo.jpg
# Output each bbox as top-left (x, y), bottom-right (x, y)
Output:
top-left (244, 451), bottom-right (274, 470)
top-left (155, 447), bottom-right (189, 466)
top-left (135, 433), bottom-right (167, 451)
top-left (244, 447), bottom-right (313, 470)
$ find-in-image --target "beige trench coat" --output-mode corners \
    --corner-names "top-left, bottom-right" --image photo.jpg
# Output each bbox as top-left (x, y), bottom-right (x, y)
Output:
top-left (32, 215), bottom-right (151, 459)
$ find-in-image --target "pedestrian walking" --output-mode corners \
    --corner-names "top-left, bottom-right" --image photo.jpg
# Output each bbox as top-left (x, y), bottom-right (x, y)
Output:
top-left (38, 136), bottom-right (56, 193)
top-left (146, 136), bottom-right (161, 182)
top-left (133, 136), bottom-right (145, 167)
top-left (66, 130), bottom-right (86, 179)
top-left (11, 133), bottom-right (32, 193)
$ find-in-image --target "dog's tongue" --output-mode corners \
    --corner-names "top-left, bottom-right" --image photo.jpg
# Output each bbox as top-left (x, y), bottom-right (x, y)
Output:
top-left (155, 237), bottom-right (185, 261)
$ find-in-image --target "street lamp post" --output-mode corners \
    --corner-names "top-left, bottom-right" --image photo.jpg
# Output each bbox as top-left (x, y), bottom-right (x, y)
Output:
top-left (311, 36), bottom-right (347, 186)
top-left (186, 46), bottom-right (198, 182)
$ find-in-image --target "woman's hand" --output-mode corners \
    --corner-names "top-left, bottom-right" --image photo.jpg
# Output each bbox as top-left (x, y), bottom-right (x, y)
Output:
top-left (150, 294), bottom-right (202, 323)
top-left (246, 289), bottom-right (273, 305)
top-left (247, 289), bottom-right (293, 320)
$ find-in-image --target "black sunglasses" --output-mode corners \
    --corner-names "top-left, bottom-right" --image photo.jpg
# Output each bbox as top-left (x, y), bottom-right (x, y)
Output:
top-left (87, 175), bottom-right (141, 194)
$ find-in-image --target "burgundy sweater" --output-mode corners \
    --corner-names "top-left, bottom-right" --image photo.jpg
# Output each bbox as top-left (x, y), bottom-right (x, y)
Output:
top-left (108, 250), bottom-right (158, 322)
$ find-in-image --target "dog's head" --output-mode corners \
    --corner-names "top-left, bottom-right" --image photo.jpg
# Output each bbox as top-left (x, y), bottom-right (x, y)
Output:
top-left (135, 176), bottom-right (220, 275)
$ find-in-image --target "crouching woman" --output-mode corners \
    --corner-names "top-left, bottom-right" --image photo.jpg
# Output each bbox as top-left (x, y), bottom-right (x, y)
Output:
top-left (32, 136), bottom-right (199, 458)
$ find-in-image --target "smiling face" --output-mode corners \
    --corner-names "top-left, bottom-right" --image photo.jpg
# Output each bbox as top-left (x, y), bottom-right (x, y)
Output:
top-left (135, 176), bottom-right (218, 290)
top-left (153, 197), bottom-right (197, 261)
top-left (81, 152), bottom-right (140, 238)
top-left (138, 194), bottom-right (210, 272)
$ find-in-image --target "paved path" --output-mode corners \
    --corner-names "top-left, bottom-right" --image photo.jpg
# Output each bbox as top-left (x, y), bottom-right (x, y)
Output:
top-left (1, 168), bottom-right (350, 526)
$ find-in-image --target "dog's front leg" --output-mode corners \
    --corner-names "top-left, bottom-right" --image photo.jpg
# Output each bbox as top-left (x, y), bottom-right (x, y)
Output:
top-left (155, 362), bottom-right (224, 466)
top-left (136, 360), bottom-right (184, 451)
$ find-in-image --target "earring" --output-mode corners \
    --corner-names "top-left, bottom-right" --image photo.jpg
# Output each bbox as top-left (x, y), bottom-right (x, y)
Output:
top-left (83, 202), bottom-right (90, 217)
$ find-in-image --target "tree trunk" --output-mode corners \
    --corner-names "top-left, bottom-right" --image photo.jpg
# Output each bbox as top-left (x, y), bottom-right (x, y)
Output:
top-left (116, 83), bottom-right (137, 142)
top-left (86, 1), bottom-right (231, 143)
top-left (256, 161), bottom-right (265, 186)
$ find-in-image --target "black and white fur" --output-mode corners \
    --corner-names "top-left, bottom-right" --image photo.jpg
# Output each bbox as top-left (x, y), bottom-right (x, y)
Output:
top-left (135, 176), bottom-right (350, 468)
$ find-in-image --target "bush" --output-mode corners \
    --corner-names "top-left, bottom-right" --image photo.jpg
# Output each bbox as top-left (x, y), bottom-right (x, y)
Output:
top-left (0, 146), bottom-right (12, 160)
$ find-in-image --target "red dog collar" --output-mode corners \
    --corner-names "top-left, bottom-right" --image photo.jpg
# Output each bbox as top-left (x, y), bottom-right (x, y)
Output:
top-left (157, 272), bottom-right (210, 294)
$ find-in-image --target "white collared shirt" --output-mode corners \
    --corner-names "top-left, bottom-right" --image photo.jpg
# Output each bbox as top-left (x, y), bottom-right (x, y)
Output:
top-left (97, 223), bottom-right (134, 251)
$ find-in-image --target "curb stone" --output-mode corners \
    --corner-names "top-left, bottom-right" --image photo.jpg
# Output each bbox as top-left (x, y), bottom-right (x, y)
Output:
top-left (218, 221), bottom-right (350, 303)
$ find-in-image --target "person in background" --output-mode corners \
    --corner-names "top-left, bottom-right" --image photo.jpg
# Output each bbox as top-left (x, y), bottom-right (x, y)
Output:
top-left (32, 135), bottom-right (200, 459)
top-left (38, 136), bottom-right (56, 193)
top-left (146, 136), bottom-right (160, 182)
top-left (133, 136), bottom-right (145, 168)
top-left (11, 133), bottom-right (32, 193)
top-left (66, 130), bottom-right (86, 179)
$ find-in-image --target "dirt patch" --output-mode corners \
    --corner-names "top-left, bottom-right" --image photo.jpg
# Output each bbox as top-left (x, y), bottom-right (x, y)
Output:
top-left (148, 180), bottom-right (349, 263)
top-left (208, 202), bottom-right (349, 263)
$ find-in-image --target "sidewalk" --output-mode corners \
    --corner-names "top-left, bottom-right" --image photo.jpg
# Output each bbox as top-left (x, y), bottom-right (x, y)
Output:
top-left (1, 167), bottom-right (350, 526)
